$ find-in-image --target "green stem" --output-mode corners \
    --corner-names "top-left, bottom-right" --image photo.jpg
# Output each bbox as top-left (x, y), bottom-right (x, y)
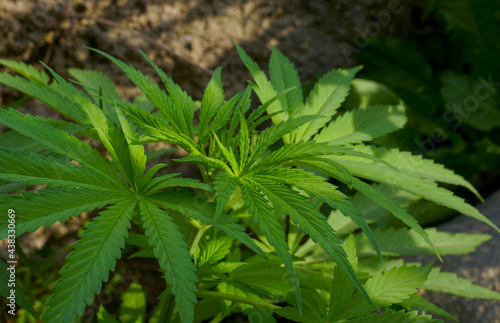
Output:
top-left (189, 225), bottom-right (209, 255)
top-left (224, 192), bottom-right (242, 211)
top-left (209, 303), bottom-right (238, 323)
top-left (197, 290), bottom-right (280, 312)
top-left (157, 294), bottom-right (176, 323)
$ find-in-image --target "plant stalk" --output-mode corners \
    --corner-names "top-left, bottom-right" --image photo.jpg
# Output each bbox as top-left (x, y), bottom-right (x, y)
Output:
top-left (196, 290), bottom-right (280, 312)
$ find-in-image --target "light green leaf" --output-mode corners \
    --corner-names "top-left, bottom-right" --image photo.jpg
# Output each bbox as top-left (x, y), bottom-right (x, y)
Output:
top-left (68, 68), bottom-right (121, 124)
top-left (149, 190), bottom-right (267, 259)
top-left (97, 305), bottom-right (119, 323)
top-left (365, 263), bottom-right (432, 307)
top-left (119, 281), bottom-right (146, 323)
top-left (423, 268), bottom-right (500, 299)
top-left (42, 199), bottom-right (136, 323)
top-left (235, 43), bottom-right (287, 125)
top-left (194, 235), bottom-right (233, 271)
top-left (292, 66), bottom-right (362, 142)
top-left (0, 59), bottom-right (49, 85)
top-left (324, 153), bottom-right (499, 233)
top-left (199, 67), bottom-right (225, 142)
top-left (269, 46), bottom-right (304, 113)
top-left (314, 105), bottom-right (407, 145)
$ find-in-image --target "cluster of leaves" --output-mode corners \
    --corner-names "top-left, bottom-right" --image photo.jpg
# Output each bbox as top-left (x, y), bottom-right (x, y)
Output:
top-left (0, 43), bottom-right (499, 323)
top-left (353, 0), bottom-right (500, 182)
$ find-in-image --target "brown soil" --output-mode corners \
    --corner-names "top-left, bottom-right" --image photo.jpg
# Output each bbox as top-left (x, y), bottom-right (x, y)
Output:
top-left (0, 0), bottom-right (412, 102)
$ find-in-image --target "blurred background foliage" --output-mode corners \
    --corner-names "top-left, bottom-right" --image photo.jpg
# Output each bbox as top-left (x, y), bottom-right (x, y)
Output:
top-left (353, 0), bottom-right (500, 189)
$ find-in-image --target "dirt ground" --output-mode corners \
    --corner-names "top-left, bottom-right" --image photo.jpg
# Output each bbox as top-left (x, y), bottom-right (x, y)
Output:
top-left (0, 0), bottom-right (417, 102)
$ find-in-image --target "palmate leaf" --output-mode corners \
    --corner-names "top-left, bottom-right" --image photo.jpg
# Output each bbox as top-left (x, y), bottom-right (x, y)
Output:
top-left (42, 199), bottom-right (136, 322)
top-left (139, 50), bottom-right (195, 138)
top-left (0, 148), bottom-right (122, 191)
top-left (292, 66), bottom-right (362, 142)
top-left (199, 68), bottom-right (225, 143)
top-left (0, 188), bottom-right (123, 238)
top-left (0, 73), bottom-right (88, 123)
top-left (68, 68), bottom-right (121, 124)
top-left (323, 154), bottom-right (500, 233)
top-left (235, 44), bottom-right (288, 125)
top-left (314, 104), bottom-right (407, 145)
top-left (245, 115), bottom-right (318, 170)
top-left (239, 179), bottom-right (303, 311)
top-left (118, 101), bottom-right (198, 152)
top-left (194, 235), bottom-right (233, 271)
top-left (139, 200), bottom-right (197, 323)
top-left (0, 109), bottom-right (123, 184)
top-left (92, 48), bottom-right (193, 138)
top-left (148, 190), bottom-right (267, 259)
top-left (247, 177), bottom-right (376, 310)
top-left (0, 59), bottom-right (49, 85)
top-left (365, 263), bottom-right (432, 306)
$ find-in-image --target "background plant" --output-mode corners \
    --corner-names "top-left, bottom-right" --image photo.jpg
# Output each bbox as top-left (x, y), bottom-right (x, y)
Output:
top-left (0, 43), bottom-right (499, 322)
top-left (354, 0), bottom-right (500, 188)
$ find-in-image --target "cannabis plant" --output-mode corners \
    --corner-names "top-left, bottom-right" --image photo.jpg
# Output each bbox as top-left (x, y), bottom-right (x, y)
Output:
top-left (0, 44), bottom-right (498, 322)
